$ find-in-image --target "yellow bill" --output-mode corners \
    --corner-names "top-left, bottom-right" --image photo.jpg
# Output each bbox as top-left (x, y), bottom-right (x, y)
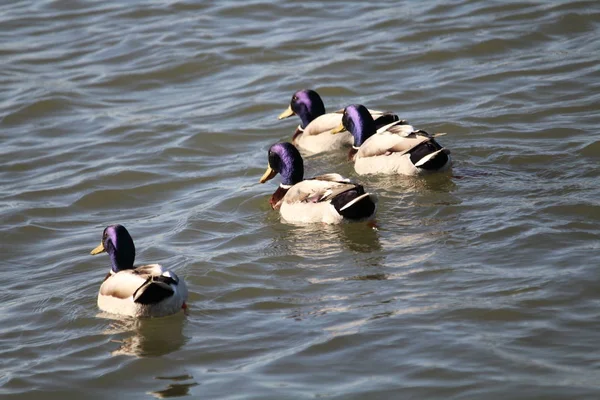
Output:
top-left (259, 165), bottom-right (277, 183)
top-left (278, 105), bottom-right (295, 120)
top-left (90, 242), bottom-right (106, 255)
top-left (330, 122), bottom-right (346, 134)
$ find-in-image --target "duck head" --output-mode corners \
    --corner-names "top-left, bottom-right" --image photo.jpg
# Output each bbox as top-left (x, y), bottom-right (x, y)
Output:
top-left (331, 104), bottom-right (377, 147)
top-left (278, 89), bottom-right (326, 129)
top-left (259, 142), bottom-right (304, 187)
top-left (90, 224), bottom-right (136, 273)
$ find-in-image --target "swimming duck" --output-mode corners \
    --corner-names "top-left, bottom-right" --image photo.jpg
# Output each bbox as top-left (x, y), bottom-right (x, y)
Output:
top-left (259, 142), bottom-right (377, 223)
top-left (331, 104), bottom-right (452, 176)
top-left (278, 89), bottom-right (401, 154)
top-left (90, 224), bottom-right (188, 318)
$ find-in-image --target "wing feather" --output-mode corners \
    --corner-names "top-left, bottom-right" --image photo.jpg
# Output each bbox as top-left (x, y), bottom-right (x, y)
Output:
top-left (311, 173), bottom-right (350, 183)
top-left (99, 264), bottom-right (165, 299)
top-left (283, 179), bottom-right (358, 204)
top-left (358, 123), bottom-right (436, 158)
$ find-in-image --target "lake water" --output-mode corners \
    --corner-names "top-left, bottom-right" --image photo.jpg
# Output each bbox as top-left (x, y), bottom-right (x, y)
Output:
top-left (2, 1), bottom-right (600, 399)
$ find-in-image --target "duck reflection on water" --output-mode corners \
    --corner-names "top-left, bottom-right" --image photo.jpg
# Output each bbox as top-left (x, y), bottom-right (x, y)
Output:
top-left (267, 221), bottom-right (383, 260)
top-left (99, 312), bottom-right (188, 358)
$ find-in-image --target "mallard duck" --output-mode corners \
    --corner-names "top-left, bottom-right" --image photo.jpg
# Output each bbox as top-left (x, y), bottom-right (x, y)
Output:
top-left (331, 104), bottom-right (452, 176)
top-left (278, 89), bottom-right (401, 154)
top-left (259, 142), bottom-right (377, 223)
top-left (90, 224), bottom-right (188, 318)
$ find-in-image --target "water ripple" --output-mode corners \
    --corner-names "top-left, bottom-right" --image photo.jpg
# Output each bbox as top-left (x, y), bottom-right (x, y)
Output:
top-left (2, 0), bottom-right (600, 398)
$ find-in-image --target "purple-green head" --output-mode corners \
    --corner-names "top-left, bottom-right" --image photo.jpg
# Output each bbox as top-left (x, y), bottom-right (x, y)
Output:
top-left (90, 224), bottom-right (136, 273)
top-left (259, 142), bottom-right (304, 186)
top-left (332, 104), bottom-right (377, 147)
top-left (278, 89), bottom-right (326, 129)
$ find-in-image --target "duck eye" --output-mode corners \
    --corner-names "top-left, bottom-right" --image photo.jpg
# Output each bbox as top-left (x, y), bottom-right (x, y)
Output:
top-left (292, 96), bottom-right (297, 101)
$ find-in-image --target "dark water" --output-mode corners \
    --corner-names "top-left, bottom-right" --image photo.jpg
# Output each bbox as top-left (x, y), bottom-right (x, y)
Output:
top-left (2, 1), bottom-right (600, 399)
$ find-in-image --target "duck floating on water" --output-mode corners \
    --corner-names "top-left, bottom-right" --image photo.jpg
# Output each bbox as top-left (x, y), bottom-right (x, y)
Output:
top-left (278, 89), bottom-right (400, 154)
top-left (90, 224), bottom-right (188, 318)
top-left (259, 142), bottom-right (377, 223)
top-left (331, 104), bottom-right (452, 176)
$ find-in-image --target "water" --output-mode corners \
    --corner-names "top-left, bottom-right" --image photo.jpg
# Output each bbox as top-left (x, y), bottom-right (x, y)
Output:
top-left (2, 1), bottom-right (600, 398)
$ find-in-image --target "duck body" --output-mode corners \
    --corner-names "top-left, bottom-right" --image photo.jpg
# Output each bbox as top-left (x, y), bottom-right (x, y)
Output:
top-left (279, 90), bottom-right (400, 154)
top-left (354, 122), bottom-right (452, 176)
top-left (260, 143), bottom-right (377, 224)
top-left (278, 174), bottom-right (376, 224)
top-left (334, 105), bottom-right (452, 176)
top-left (91, 225), bottom-right (188, 318)
top-left (98, 264), bottom-right (188, 318)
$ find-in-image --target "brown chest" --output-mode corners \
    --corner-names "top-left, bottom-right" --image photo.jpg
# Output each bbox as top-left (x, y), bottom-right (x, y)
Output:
top-left (270, 186), bottom-right (289, 210)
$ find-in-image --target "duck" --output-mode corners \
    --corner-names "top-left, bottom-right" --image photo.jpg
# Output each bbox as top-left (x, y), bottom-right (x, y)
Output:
top-left (90, 224), bottom-right (188, 318)
top-left (259, 142), bottom-right (377, 224)
top-left (331, 104), bottom-right (452, 176)
top-left (278, 89), bottom-right (401, 154)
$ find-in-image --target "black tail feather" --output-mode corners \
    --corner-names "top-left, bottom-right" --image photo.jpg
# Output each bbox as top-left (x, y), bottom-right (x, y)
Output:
top-left (133, 278), bottom-right (175, 305)
top-left (330, 186), bottom-right (376, 220)
top-left (409, 139), bottom-right (449, 170)
top-left (373, 113), bottom-right (402, 129)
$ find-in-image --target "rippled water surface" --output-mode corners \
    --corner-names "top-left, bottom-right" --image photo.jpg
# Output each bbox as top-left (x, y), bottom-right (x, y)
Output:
top-left (2, 1), bottom-right (600, 399)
